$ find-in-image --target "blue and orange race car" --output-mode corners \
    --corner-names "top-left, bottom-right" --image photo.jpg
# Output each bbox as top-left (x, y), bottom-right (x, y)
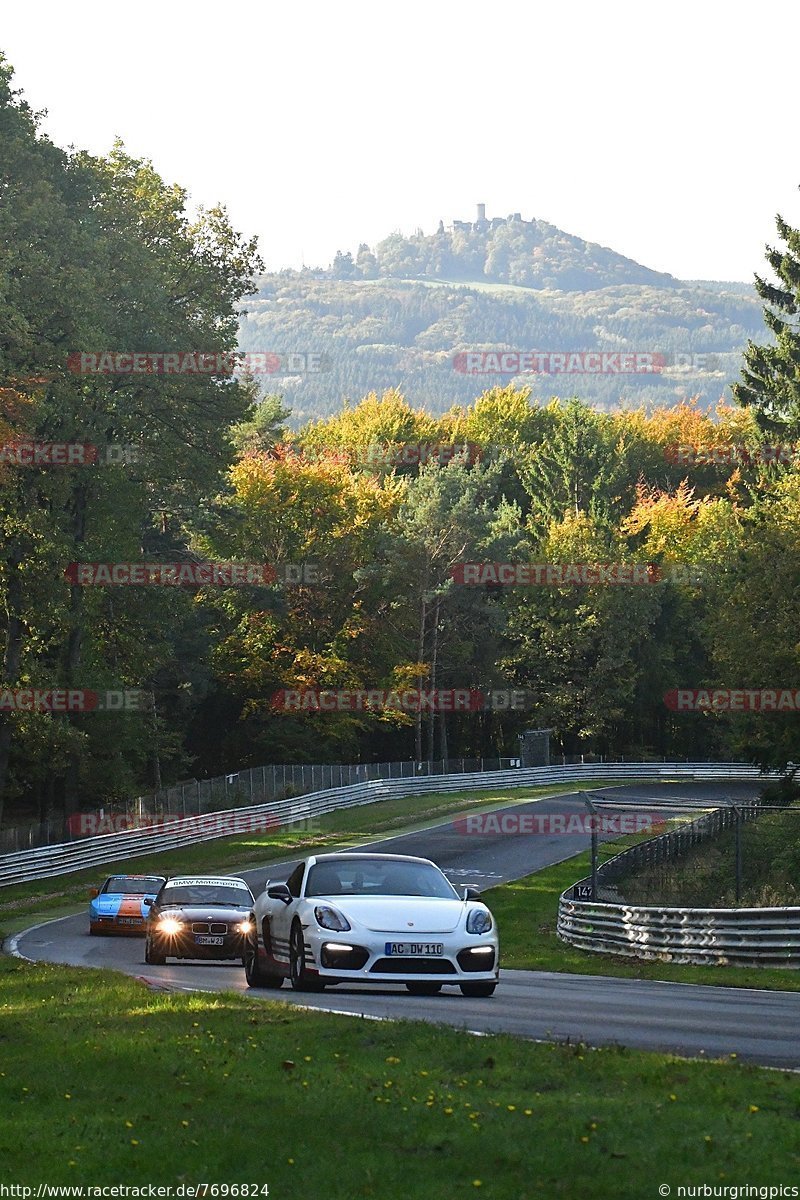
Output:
top-left (89, 874), bottom-right (166, 935)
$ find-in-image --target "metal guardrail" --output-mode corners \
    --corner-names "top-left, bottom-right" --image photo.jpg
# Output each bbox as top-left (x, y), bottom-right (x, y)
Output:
top-left (2, 756), bottom-right (523, 853)
top-left (557, 898), bottom-right (800, 967)
top-left (1, 752), bottom-right (693, 853)
top-left (0, 761), bottom-right (764, 888)
top-left (556, 792), bottom-right (800, 967)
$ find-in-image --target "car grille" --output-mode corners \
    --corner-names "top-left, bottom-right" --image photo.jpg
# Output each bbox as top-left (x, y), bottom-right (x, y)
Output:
top-left (191, 922), bottom-right (228, 935)
top-left (370, 958), bottom-right (457, 975)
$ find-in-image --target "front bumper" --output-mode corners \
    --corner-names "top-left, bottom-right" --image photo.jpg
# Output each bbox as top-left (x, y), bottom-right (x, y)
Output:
top-left (90, 915), bottom-right (146, 936)
top-left (307, 932), bottom-right (499, 983)
top-left (148, 929), bottom-right (249, 960)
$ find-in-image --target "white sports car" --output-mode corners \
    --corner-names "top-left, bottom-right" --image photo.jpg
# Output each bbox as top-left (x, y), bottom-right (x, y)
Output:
top-left (244, 852), bottom-right (498, 996)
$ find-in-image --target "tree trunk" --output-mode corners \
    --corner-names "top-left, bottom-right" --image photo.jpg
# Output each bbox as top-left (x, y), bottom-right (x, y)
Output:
top-left (415, 575), bottom-right (428, 762)
top-left (61, 480), bottom-right (89, 814)
top-left (150, 694), bottom-right (162, 791)
top-left (0, 541), bottom-right (26, 827)
top-left (439, 700), bottom-right (449, 763)
top-left (427, 594), bottom-right (440, 761)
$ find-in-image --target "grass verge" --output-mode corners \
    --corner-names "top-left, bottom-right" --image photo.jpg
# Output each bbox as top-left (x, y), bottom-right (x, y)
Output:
top-left (0, 953), bottom-right (797, 1197)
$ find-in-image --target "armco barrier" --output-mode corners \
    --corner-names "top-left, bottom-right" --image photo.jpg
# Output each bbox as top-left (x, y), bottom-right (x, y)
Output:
top-left (2, 755), bottom-right (527, 853)
top-left (0, 762), bottom-right (765, 888)
top-left (556, 789), bottom-right (800, 967)
top-left (557, 897), bottom-right (800, 967)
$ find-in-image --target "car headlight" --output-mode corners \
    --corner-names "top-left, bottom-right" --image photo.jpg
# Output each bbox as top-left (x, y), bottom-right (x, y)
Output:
top-left (237, 920), bottom-right (253, 935)
top-left (466, 908), bottom-right (492, 934)
top-left (158, 917), bottom-right (182, 935)
top-left (314, 905), bottom-right (351, 932)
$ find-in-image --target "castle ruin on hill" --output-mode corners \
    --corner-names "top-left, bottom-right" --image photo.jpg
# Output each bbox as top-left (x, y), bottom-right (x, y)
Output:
top-left (446, 204), bottom-right (524, 234)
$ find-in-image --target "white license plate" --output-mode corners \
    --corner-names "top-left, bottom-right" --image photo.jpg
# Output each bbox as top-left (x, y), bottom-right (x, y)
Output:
top-left (119, 918), bottom-right (141, 924)
top-left (385, 942), bottom-right (443, 956)
top-left (195, 935), bottom-right (224, 946)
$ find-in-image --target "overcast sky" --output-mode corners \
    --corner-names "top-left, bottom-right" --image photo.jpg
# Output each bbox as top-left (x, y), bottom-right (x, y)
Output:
top-left (3, 0), bottom-right (798, 282)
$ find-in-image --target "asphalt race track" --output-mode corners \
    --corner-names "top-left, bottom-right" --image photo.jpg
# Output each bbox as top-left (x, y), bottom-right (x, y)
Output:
top-left (12, 781), bottom-right (800, 1069)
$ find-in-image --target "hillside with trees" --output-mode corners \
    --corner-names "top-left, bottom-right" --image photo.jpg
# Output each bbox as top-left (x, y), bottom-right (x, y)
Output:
top-left (240, 207), bottom-right (764, 423)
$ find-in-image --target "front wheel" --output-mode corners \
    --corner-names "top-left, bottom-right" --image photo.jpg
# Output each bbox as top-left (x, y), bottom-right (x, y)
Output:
top-left (244, 933), bottom-right (283, 989)
top-left (144, 937), bottom-right (166, 966)
top-left (459, 981), bottom-right (496, 998)
top-left (405, 981), bottom-right (442, 996)
top-left (289, 922), bottom-right (325, 992)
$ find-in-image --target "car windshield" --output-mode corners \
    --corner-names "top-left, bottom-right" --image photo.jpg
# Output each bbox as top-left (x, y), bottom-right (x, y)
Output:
top-left (159, 885), bottom-right (252, 907)
top-left (102, 876), bottom-right (163, 895)
top-left (305, 859), bottom-right (458, 899)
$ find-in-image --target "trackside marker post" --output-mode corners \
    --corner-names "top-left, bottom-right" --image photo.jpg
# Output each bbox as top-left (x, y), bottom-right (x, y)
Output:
top-left (581, 791), bottom-right (600, 901)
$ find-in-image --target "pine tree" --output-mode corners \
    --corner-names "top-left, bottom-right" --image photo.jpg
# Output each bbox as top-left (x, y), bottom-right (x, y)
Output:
top-left (733, 196), bottom-right (800, 435)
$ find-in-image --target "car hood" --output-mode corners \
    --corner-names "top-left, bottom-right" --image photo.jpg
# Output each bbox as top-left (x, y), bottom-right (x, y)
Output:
top-left (154, 905), bottom-right (250, 923)
top-left (321, 896), bottom-right (467, 934)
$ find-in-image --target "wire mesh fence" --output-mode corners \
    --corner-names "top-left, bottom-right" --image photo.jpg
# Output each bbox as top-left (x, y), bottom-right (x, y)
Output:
top-left (578, 791), bottom-right (800, 908)
top-left (1, 751), bottom-right (690, 854)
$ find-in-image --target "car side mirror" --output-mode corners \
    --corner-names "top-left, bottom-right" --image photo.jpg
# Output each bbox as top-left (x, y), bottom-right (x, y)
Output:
top-left (463, 886), bottom-right (482, 901)
top-left (89, 887), bottom-right (99, 898)
top-left (267, 883), bottom-right (292, 905)
top-left (143, 897), bottom-right (153, 907)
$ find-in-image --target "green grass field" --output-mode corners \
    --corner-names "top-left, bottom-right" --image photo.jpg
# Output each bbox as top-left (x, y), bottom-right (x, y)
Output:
top-left (1, 953), bottom-right (797, 1198)
top-left (3, 776), bottom-right (799, 1193)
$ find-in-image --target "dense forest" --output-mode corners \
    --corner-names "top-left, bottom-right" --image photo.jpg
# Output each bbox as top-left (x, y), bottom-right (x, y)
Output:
top-left (2, 54), bottom-right (800, 833)
top-left (240, 208), bottom-right (765, 422)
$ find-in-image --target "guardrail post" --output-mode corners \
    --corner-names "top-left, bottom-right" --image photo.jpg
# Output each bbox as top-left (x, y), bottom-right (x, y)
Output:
top-left (732, 803), bottom-right (742, 903)
top-left (581, 791), bottom-right (599, 900)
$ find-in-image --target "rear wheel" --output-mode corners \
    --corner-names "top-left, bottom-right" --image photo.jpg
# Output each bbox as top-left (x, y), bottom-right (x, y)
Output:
top-left (243, 931), bottom-right (283, 989)
top-left (459, 981), bottom-right (496, 998)
top-left (289, 921), bottom-right (325, 992)
top-left (405, 981), bottom-right (442, 996)
top-left (144, 937), bottom-right (166, 966)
